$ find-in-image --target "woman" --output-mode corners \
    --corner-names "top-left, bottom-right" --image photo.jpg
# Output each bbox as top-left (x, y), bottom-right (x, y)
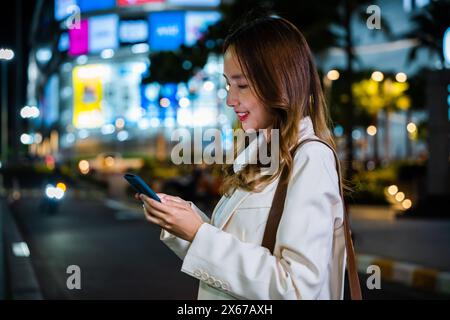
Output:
top-left (139, 16), bottom-right (347, 300)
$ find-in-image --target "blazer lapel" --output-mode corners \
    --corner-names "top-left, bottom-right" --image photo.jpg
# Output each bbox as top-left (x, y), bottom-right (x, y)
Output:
top-left (214, 189), bottom-right (251, 230)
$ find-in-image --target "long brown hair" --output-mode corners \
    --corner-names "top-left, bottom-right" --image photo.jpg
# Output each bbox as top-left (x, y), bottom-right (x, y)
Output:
top-left (221, 15), bottom-right (336, 196)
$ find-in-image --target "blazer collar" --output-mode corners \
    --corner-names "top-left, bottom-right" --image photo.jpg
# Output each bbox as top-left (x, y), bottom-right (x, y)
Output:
top-left (215, 116), bottom-right (315, 229)
top-left (233, 116), bottom-right (315, 174)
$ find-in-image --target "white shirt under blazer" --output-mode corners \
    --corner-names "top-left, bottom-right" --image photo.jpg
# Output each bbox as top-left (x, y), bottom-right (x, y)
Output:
top-left (160, 116), bottom-right (347, 300)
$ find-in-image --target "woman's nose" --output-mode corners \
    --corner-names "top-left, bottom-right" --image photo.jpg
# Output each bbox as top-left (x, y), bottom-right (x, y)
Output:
top-left (226, 89), bottom-right (238, 108)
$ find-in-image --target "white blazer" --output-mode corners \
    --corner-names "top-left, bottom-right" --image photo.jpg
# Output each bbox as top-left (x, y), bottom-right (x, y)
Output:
top-left (160, 116), bottom-right (347, 300)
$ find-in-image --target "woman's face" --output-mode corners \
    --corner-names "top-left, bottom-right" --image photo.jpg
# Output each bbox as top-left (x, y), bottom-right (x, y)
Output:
top-left (223, 48), bottom-right (272, 132)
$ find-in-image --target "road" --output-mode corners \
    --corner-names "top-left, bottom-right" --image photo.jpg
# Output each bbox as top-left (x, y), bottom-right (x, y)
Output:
top-left (8, 192), bottom-right (198, 299)
top-left (6, 189), bottom-right (450, 300)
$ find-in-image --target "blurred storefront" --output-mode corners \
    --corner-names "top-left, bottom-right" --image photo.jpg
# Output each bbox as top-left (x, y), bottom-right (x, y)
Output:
top-left (26, 0), bottom-right (234, 164)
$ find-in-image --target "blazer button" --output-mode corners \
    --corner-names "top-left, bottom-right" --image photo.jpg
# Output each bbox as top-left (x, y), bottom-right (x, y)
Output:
top-left (193, 270), bottom-right (202, 278)
top-left (221, 282), bottom-right (229, 291)
top-left (201, 272), bottom-right (209, 281)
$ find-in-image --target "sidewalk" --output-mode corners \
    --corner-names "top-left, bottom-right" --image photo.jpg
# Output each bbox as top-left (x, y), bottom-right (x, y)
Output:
top-left (0, 196), bottom-right (43, 299)
top-left (349, 205), bottom-right (450, 296)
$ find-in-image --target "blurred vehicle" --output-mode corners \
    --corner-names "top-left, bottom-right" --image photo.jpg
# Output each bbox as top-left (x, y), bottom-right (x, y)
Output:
top-left (39, 181), bottom-right (66, 215)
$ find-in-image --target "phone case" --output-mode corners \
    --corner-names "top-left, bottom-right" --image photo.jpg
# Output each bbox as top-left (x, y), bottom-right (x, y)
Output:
top-left (123, 173), bottom-right (161, 202)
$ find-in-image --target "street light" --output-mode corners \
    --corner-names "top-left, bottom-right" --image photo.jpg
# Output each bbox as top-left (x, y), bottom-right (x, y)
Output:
top-left (395, 72), bottom-right (407, 83)
top-left (0, 49), bottom-right (14, 60)
top-left (327, 70), bottom-right (340, 81)
top-left (407, 122), bottom-right (417, 133)
top-left (367, 125), bottom-right (377, 136)
top-left (371, 71), bottom-right (384, 82)
top-left (1, 48), bottom-right (14, 162)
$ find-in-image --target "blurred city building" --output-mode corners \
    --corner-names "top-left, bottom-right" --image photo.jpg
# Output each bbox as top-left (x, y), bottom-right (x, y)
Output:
top-left (23, 0), bottom-right (447, 165)
top-left (25, 0), bottom-right (233, 166)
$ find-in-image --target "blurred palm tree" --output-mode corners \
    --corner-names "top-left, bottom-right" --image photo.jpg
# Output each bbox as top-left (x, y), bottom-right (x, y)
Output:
top-left (400, 1), bottom-right (450, 216)
top-left (323, 0), bottom-right (391, 179)
top-left (209, 0), bottom-right (390, 180)
top-left (352, 75), bottom-right (410, 162)
top-left (147, 0), bottom-right (392, 180)
top-left (402, 0), bottom-right (450, 65)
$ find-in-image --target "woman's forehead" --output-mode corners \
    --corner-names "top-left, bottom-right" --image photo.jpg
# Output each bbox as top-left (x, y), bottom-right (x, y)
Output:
top-left (224, 49), bottom-right (244, 76)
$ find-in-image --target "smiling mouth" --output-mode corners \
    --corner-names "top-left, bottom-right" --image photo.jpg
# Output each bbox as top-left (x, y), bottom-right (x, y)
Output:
top-left (236, 112), bottom-right (249, 121)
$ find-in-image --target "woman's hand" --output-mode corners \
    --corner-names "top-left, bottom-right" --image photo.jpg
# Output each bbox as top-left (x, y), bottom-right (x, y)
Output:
top-left (137, 193), bottom-right (204, 242)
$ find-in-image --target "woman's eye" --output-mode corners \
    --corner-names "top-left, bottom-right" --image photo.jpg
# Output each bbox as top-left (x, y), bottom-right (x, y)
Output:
top-left (238, 84), bottom-right (248, 89)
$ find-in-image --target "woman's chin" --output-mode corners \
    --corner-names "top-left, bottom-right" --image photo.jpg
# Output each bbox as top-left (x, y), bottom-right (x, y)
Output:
top-left (241, 121), bottom-right (257, 132)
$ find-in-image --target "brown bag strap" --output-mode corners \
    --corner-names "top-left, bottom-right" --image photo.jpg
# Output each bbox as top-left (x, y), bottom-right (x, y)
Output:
top-left (261, 138), bottom-right (362, 300)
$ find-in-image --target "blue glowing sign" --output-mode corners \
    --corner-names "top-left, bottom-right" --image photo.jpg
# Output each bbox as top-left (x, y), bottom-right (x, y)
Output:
top-left (54, 0), bottom-right (76, 21)
top-left (58, 32), bottom-right (69, 52)
top-left (77, 0), bottom-right (116, 12)
top-left (149, 11), bottom-right (185, 51)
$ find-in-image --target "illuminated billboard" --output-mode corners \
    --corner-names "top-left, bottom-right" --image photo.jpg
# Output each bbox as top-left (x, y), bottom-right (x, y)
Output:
top-left (148, 11), bottom-right (185, 51)
top-left (68, 19), bottom-right (89, 56)
top-left (185, 11), bottom-right (221, 46)
top-left (72, 65), bottom-right (106, 128)
top-left (88, 14), bottom-right (119, 53)
top-left (119, 19), bottom-right (149, 44)
top-left (58, 32), bottom-right (69, 52)
top-left (118, 0), bottom-right (164, 6)
top-left (77, 0), bottom-right (116, 12)
top-left (54, 0), bottom-right (77, 21)
top-left (167, 0), bottom-right (220, 6)
top-left (41, 75), bottom-right (60, 127)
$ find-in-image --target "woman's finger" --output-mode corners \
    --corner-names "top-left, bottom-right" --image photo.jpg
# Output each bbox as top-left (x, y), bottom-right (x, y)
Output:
top-left (161, 195), bottom-right (186, 204)
top-left (164, 198), bottom-right (190, 209)
top-left (140, 194), bottom-right (172, 213)
top-left (156, 193), bottom-right (168, 199)
top-left (144, 209), bottom-right (165, 227)
top-left (143, 201), bottom-right (170, 221)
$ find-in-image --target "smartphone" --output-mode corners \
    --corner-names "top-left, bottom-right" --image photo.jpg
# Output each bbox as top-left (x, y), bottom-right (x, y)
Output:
top-left (123, 173), bottom-right (161, 202)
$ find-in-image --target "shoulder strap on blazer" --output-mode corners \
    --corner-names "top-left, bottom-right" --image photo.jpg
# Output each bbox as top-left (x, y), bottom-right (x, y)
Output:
top-left (261, 138), bottom-right (362, 300)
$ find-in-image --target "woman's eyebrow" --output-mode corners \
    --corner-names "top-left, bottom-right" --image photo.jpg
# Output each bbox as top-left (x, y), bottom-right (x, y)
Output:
top-left (223, 73), bottom-right (245, 80)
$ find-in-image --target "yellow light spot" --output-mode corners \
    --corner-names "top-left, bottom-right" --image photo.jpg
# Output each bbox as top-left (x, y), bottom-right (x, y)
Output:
top-left (79, 160), bottom-right (90, 174)
top-left (371, 71), bottom-right (384, 82)
top-left (327, 70), bottom-right (340, 81)
top-left (407, 122), bottom-right (417, 133)
top-left (402, 199), bottom-right (412, 209)
top-left (395, 192), bottom-right (405, 202)
top-left (395, 72), bottom-right (407, 83)
top-left (56, 182), bottom-right (67, 192)
top-left (105, 156), bottom-right (115, 167)
top-left (387, 185), bottom-right (398, 196)
top-left (367, 125), bottom-right (377, 136)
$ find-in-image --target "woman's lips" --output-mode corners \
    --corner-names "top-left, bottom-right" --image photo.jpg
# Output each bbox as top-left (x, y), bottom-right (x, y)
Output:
top-left (236, 112), bottom-right (249, 122)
